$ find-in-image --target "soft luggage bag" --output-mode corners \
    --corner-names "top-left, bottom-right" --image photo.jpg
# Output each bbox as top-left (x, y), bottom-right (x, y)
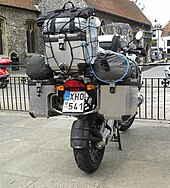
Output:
top-left (37, 1), bottom-right (97, 73)
top-left (93, 50), bottom-right (132, 82)
top-left (37, 1), bottom-right (94, 33)
top-left (26, 54), bottom-right (53, 80)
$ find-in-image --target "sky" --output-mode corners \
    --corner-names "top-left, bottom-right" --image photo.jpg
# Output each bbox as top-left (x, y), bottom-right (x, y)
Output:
top-left (138, 0), bottom-right (170, 26)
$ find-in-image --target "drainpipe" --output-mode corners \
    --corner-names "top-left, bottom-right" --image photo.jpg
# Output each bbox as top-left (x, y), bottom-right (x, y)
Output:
top-left (161, 37), bottom-right (167, 61)
top-left (90, 0), bottom-right (92, 7)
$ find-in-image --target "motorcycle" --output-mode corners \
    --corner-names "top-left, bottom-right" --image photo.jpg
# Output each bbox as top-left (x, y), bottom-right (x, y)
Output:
top-left (27, 2), bottom-right (145, 173)
top-left (164, 65), bottom-right (170, 79)
top-left (0, 58), bottom-right (12, 88)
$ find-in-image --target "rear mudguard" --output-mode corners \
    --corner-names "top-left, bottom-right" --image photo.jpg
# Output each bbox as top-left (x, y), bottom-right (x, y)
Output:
top-left (70, 113), bottom-right (104, 149)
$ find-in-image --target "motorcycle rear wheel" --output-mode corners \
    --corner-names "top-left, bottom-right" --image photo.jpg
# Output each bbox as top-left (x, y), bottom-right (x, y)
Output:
top-left (73, 114), bottom-right (105, 173)
top-left (73, 141), bottom-right (105, 173)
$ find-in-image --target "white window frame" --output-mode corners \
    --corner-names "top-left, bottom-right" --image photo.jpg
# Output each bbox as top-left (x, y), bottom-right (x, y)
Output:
top-left (0, 17), bottom-right (7, 57)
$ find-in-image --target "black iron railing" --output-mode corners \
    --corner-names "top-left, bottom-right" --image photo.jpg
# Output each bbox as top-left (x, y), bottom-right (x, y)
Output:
top-left (137, 78), bottom-right (170, 120)
top-left (0, 76), bottom-right (170, 120)
top-left (0, 77), bottom-right (29, 111)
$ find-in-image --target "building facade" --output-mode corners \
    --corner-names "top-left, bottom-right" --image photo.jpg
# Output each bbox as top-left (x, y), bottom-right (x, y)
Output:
top-left (0, 0), bottom-right (43, 63)
top-left (161, 21), bottom-right (170, 55)
top-left (0, 0), bottom-right (152, 63)
top-left (151, 21), bottom-right (170, 59)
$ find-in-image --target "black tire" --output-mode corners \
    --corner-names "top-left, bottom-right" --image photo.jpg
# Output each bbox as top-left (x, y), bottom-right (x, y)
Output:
top-left (73, 143), bottom-right (105, 173)
top-left (118, 115), bottom-right (135, 131)
top-left (73, 115), bottom-right (105, 173)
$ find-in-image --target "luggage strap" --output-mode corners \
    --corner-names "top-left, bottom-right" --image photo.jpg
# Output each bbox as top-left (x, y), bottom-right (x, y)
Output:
top-left (50, 2), bottom-right (79, 34)
top-left (36, 81), bottom-right (43, 97)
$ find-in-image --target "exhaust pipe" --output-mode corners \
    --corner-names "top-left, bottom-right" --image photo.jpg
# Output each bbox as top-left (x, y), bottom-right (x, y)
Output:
top-left (137, 94), bottom-right (144, 107)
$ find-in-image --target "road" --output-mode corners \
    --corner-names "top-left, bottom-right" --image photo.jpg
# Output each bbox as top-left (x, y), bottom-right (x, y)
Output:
top-left (142, 60), bottom-right (169, 78)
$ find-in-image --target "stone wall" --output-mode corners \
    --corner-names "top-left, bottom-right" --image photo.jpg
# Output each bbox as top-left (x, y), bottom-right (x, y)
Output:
top-left (0, 6), bottom-right (44, 63)
top-left (38, 0), bottom-right (150, 32)
top-left (39, 0), bottom-right (87, 13)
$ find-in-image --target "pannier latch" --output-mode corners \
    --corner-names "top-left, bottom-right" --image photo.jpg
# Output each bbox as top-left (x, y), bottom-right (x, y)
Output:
top-left (110, 83), bottom-right (116, 94)
top-left (58, 34), bottom-right (65, 50)
top-left (36, 81), bottom-right (43, 97)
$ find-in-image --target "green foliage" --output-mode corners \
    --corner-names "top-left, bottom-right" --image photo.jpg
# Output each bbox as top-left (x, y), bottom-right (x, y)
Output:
top-left (132, 0), bottom-right (145, 11)
top-left (152, 40), bottom-right (157, 47)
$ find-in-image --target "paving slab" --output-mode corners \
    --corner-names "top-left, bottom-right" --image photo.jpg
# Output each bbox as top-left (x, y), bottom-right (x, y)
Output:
top-left (0, 111), bottom-right (170, 188)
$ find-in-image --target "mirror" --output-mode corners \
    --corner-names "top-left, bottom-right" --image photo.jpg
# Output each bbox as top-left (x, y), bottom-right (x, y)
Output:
top-left (135, 31), bottom-right (143, 40)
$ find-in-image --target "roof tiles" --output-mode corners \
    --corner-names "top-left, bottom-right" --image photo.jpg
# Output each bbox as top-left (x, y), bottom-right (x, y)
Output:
top-left (161, 21), bottom-right (170, 37)
top-left (0, 0), bottom-right (151, 25)
top-left (0, 0), bottom-right (37, 11)
top-left (86, 0), bottom-right (151, 25)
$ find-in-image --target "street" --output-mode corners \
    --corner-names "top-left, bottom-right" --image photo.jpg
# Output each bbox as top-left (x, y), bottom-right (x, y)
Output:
top-left (142, 60), bottom-right (169, 78)
top-left (0, 111), bottom-right (170, 188)
top-left (138, 61), bottom-right (170, 120)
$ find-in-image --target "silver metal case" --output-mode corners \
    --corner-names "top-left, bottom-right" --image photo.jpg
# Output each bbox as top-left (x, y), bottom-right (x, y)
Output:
top-left (99, 85), bottom-right (138, 120)
top-left (45, 34), bottom-right (86, 72)
top-left (28, 79), bottom-right (56, 117)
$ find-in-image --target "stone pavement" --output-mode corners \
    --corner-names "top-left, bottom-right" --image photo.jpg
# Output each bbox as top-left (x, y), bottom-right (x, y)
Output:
top-left (0, 111), bottom-right (170, 188)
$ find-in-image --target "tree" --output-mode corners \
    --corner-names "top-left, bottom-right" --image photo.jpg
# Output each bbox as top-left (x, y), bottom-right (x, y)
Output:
top-left (132, 0), bottom-right (145, 11)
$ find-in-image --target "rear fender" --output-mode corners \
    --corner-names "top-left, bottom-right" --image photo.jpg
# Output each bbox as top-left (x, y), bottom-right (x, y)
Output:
top-left (70, 114), bottom-right (103, 149)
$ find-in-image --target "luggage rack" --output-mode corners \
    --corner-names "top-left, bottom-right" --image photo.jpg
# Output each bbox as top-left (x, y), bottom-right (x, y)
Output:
top-left (37, 3), bottom-right (99, 74)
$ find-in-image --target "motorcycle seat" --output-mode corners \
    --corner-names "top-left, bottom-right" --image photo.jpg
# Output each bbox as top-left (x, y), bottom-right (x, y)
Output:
top-left (0, 58), bottom-right (12, 65)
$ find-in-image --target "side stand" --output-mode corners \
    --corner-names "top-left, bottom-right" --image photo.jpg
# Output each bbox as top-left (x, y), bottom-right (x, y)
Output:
top-left (112, 121), bottom-right (122, 150)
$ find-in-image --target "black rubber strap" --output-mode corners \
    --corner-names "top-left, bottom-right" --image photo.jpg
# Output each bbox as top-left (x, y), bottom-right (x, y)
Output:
top-left (62, 1), bottom-right (74, 10)
top-left (69, 11), bottom-right (75, 33)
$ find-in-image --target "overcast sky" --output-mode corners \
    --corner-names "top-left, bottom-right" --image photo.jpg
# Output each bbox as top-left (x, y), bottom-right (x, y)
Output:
top-left (138, 0), bottom-right (170, 26)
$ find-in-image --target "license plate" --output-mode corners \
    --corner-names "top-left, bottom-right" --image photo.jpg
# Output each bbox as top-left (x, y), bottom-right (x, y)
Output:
top-left (62, 91), bottom-right (85, 113)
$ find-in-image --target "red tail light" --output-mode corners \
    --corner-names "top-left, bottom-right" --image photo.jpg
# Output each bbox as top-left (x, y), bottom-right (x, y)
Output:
top-left (64, 80), bottom-right (85, 91)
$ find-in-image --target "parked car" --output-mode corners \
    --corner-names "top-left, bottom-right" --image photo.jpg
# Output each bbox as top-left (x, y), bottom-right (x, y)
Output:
top-left (164, 66), bottom-right (170, 79)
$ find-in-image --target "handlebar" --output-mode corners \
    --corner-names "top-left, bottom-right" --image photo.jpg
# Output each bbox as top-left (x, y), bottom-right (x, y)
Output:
top-left (128, 48), bottom-right (146, 57)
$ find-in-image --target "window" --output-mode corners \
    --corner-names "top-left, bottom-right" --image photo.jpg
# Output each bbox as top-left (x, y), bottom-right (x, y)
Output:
top-left (167, 40), bottom-right (170, 46)
top-left (152, 30), bottom-right (156, 37)
top-left (0, 17), bottom-right (7, 56)
top-left (26, 21), bottom-right (37, 53)
top-left (99, 20), bottom-right (105, 35)
top-left (168, 31), bottom-right (170, 37)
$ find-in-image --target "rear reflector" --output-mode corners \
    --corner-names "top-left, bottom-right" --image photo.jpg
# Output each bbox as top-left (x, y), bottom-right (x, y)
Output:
top-left (86, 84), bottom-right (95, 90)
top-left (56, 85), bottom-right (64, 91)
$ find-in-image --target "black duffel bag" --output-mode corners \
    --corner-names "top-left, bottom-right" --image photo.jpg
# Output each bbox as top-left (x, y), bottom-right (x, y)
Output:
top-left (26, 54), bottom-right (53, 80)
top-left (37, 1), bottom-right (94, 34)
top-left (93, 50), bottom-right (133, 82)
